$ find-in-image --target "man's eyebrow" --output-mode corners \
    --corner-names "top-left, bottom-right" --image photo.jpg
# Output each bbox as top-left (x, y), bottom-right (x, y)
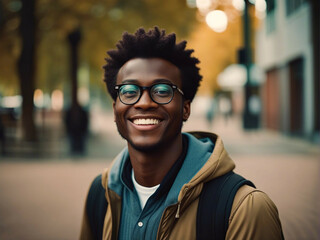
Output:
top-left (121, 79), bottom-right (139, 84)
top-left (152, 79), bottom-right (173, 84)
top-left (121, 78), bottom-right (173, 84)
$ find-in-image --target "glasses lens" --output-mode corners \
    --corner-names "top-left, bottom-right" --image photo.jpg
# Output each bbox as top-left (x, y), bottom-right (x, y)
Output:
top-left (151, 84), bottom-right (173, 104)
top-left (119, 84), bottom-right (140, 104)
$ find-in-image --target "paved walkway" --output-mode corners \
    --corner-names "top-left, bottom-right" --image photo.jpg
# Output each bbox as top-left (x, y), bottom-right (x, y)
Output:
top-left (0, 113), bottom-right (319, 239)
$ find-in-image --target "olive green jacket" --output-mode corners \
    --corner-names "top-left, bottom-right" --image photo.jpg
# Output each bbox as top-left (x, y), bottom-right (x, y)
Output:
top-left (80, 132), bottom-right (283, 240)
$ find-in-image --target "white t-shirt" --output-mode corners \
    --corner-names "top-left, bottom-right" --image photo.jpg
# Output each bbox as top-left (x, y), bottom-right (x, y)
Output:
top-left (132, 170), bottom-right (160, 209)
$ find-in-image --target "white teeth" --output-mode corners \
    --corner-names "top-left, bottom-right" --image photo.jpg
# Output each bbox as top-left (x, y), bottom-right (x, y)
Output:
top-left (133, 118), bottom-right (160, 125)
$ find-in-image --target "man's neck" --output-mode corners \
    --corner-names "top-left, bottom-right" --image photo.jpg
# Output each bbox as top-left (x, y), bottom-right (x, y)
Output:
top-left (128, 134), bottom-right (183, 187)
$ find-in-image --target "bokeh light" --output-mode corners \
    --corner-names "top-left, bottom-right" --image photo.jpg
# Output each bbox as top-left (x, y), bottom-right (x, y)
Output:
top-left (205, 10), bottom-right (228, 33)
top-left (51, 90), bottom-right (64, 111)
top-left (232, 0), bottom-right (245, 11)
top-left (196, 0), bottom-right (211, 13)
top-left (34, 89), bottom-right (44, 108)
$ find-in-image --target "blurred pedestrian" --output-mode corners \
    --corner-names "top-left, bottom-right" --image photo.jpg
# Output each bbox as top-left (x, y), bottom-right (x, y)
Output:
top-left (206, 97), bottom-right (216, 128)
top-left (0, 116), bottom-right (5, 155)
top-left (65, 103), bottom-right (88, 155)
top-left (219, 96), bottom-right (232, 124)
top-left (80, 27), bottom-right (283, 240)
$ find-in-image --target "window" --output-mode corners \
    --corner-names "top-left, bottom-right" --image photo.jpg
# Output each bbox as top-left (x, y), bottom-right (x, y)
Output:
top-left (266, 0), bottom-right (276, 33)
top-left (266, 0), bottom-right (275, 13)
top-left (286, 0), bottom-right (308, 16)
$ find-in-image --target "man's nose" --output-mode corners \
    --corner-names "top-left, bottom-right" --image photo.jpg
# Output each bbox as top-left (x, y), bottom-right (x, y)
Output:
top-left (134, 90), bottom-right (158, 109)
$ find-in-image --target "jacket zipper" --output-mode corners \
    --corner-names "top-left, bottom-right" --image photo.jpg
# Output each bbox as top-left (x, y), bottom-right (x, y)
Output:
top-left (175, 202), bottom-right (181, 218)
top-left (157, 187), bottom-right (189, 239)
top-left (175, 187), bottom-right (188, 218)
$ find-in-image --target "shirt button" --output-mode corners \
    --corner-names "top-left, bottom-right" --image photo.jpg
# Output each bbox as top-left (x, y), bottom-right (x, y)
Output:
top-left (138, 222), bottom-right (143, 227)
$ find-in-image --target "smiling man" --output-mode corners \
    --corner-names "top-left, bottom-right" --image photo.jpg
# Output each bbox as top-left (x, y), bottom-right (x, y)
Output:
top-left (80, 27), bottom-right (283, 240)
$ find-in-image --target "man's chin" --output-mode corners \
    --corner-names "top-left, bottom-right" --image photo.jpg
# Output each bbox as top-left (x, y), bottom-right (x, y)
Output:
top-left (127, 139), bottom-right (163, 153)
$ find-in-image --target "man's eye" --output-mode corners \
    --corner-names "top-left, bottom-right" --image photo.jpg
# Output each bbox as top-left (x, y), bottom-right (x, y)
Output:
top-left (123, 90), bottom-right (137, 94)
top-left (122, 90), bottom-right (137, 97)
top-left (153, 85), bottom-right (171, 97)
top-left (156, 90), bottom-right (170, 95)
top-left (120, 86), bottom-right (139, 98)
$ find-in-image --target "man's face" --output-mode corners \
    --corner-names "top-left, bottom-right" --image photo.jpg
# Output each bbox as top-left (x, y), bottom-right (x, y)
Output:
top-left (113, 58), bottom-right (190, 152)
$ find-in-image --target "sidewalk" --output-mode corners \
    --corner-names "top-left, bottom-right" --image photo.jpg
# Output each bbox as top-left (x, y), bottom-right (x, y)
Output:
top-left (0, 110), bottom-right (126, 160)
top-left (0, 113), bottom-right (319, 240)
top-left (184, 113), bottom-right (320, 156)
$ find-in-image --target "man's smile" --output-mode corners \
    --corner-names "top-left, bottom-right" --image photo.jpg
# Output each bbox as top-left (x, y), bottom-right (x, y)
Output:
top-left (132, 118), bottom-right (161, 125)
top-left (128, 117), bottom-right (164, 132)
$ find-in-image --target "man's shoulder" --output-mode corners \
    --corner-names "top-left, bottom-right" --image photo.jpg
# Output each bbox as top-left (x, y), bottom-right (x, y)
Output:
top-left (230, 184), bottom-right (280, 223)
top-left (227, 185), bottom-right (283, 239)
top-left (101, 168), bottom-right (109, 189)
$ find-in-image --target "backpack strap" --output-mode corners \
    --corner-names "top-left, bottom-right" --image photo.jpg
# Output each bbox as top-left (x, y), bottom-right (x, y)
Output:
top-left (86, 174), bottom-right (108, 240)
top-left (196, 171), bottom-right (255, 240)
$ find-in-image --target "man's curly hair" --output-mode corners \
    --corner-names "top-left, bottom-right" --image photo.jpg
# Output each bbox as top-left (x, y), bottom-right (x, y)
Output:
top-left (103, 26), bottom-right (202, 102)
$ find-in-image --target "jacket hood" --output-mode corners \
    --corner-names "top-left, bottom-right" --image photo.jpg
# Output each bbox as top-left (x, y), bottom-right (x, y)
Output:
top-left (103, 131), bottom-right (235, 205)
top-left (184, 131), bottom-right (235, 184)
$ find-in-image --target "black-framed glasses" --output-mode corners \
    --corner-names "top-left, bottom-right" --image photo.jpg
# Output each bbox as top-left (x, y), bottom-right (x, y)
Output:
top-left (114, 83), bottom-right (184, 105)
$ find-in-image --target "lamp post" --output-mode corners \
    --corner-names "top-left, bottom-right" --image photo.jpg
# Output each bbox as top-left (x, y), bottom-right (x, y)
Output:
top-left (242, 0), bottom-right (260, 129)
top-left (190, 0), bottom-right (263, 129)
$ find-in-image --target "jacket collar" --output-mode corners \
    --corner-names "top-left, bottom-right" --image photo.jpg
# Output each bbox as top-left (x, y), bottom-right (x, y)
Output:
top-left (107, 132), bottom-right (220, 201)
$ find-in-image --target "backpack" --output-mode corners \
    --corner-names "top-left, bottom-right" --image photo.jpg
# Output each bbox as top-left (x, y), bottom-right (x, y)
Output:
top-left (86, 174), bottom-right (108, 240)
top-left (196, 171), bottom-right (255, 240)
top-left (86, 171), bottom-right (255, 240)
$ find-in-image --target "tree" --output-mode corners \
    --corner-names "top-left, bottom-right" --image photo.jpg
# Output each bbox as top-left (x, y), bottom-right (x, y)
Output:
top-left (17, 0), bottom-right (37, 141)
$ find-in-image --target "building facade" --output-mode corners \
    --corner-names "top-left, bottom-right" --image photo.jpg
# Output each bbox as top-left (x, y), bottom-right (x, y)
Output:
top-left (256, 0), bottom-right (319, 141)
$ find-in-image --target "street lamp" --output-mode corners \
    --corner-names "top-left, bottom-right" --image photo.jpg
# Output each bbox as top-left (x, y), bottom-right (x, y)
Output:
top-left (241, 0), bottom-right (262, 130)
top-left (187, 0), bottom-right (267, 129)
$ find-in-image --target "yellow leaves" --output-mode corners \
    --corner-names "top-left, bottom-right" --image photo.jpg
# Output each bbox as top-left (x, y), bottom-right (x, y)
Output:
top-left (187, 13), bottom-right (243, 96)
top-left (0, 0), bottom-right (198, 95)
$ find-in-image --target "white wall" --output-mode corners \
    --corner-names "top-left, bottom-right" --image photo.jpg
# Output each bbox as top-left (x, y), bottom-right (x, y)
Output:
top-left (256, 2), bottom-right (314, 137)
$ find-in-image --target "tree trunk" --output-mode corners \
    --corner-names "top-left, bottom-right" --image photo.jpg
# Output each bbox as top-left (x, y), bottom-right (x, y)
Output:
top-left (18, 0), bottom-right (37, 141)
top-left (68, 28), bottom-right (81, 108)
top-left (311, 0), bottom-right (319, 132)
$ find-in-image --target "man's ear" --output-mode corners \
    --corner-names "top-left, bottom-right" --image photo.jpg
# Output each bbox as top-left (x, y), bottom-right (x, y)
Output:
top-left (183, 100), bottom-right (191, 121)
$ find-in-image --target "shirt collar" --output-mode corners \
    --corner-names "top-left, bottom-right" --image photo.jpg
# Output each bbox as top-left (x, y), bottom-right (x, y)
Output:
top-left (121, 135), bottom-right (189, 196)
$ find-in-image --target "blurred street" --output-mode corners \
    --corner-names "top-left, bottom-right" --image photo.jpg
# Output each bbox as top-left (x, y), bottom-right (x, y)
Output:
top-left (0, 112), bottom-right (319, 240)
top-left (0, 1), bottom-right (318, 240)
